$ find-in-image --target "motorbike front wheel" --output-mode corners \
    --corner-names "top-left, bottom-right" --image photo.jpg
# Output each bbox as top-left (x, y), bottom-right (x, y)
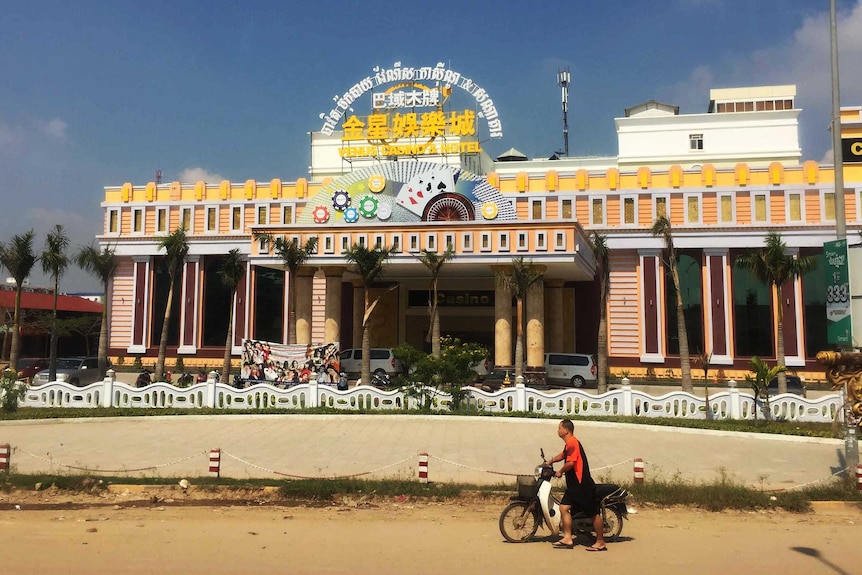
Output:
top-left (602, 507), bottom-right (624, 541)
top-left (499, 501), bottom-right (540, 543)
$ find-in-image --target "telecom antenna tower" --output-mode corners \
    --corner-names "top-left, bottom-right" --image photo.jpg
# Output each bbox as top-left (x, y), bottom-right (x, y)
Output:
top-left (557, 68), bottom-right (570, 157)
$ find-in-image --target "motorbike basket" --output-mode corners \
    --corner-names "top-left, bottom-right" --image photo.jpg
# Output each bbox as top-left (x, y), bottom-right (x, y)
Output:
top-left (516, 475), bottom-right (538, 499)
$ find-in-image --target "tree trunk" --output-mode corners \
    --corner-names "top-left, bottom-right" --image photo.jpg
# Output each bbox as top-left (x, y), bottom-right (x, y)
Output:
top-left (49, 276), bottom-right (59, 381)
top-left (222, 290), bottom-right (235, 384)
top-left (670, 260), bottom-right (693, 392)
top-left (361, 288), bottom-right (371, 386)
top-left (514, 297), bottom-right (524, 377)
top-left (775, 283), bottom-right (787, 394)
top-left (98, 281), bottom-right (109, 378)
top-left (155, 280), bottom-right (175, 381)
top-left (597, 275), bottom-right (609, 393)
top-left (430, 277), bottom-right (440, 358)
top-left (10, 286), bottom-right (22, 372)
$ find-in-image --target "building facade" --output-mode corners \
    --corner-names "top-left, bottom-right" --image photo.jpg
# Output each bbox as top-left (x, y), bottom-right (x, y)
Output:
top-left (99, 78), bottom-right (862, 381)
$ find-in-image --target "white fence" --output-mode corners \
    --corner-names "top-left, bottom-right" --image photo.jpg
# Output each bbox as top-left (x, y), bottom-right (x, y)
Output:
top-left (18, 371), bottom-right (842, 423)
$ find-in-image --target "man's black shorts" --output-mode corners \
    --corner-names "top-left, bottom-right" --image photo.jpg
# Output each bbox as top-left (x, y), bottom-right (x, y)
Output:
top-left (561, 486), bottom-right (599, 516)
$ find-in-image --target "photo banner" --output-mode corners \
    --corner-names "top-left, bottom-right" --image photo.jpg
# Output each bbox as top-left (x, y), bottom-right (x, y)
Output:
top-left (239, 340), bottom-right (340, 385)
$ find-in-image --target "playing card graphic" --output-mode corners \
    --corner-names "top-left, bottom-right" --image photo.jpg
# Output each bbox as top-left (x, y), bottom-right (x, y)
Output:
top-left (395, 166), bottom-right (457, 217)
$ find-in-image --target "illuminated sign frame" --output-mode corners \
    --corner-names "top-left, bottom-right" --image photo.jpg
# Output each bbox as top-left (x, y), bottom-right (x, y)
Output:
top-left (319, 62), bottom-right (503, 139)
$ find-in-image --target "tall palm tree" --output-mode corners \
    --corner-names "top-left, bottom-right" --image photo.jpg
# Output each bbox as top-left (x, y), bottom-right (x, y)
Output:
top-left (74, 244), bottom-right (117, 378)
top-left (416, 244), bottom-right (454, 358)
top-left (651, 216), bottom-right (693, 392)
top-left (735, 232), bottom-right (815, 393)
top-left (269, 235), bottom-right (318, 344)
top-left (218, 249), bottom-right (246, 384)
top-left (155, 227), bottom-right (189, 381)
top-left (344, 243), bottom-right (393, 386)
top-left (495, 257), bottom-right (544, 378)
top-left (590, 232), bottom-right (610, 393)
top-left (0, 231), bottom-right (38, 372)
top-left (41, 225), bottom-right (69, 381)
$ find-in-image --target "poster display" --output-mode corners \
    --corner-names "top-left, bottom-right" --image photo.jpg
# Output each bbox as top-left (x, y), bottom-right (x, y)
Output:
top-left (239, 340), bottom-right (340, 386)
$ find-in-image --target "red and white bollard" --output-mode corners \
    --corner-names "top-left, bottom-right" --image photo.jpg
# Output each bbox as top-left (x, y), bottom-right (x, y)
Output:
top-left (209, 448), bottom-right (221, 478)
top-left (856, 463), bottom-right (862, 493)
top-left (0, 444), bottom-right (10, 471)
top-left (633, 458), bottom-right (645, 484)
top-left (418, 452), bottom-right (429, 484)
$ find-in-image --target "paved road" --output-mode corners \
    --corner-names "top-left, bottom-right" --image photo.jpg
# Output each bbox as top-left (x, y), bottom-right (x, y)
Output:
top-left (0, 413), bottom-right (853, 491)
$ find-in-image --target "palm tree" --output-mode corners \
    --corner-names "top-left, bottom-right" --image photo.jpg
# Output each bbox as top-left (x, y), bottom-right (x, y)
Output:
top-left (0, 231), bottom-right (38, 372)
top-left (590, 232), bottom-right (610, 393)
top-left (219, 249), bottom-right (246, 384)
top-left (269, 236), bottom-right (318, 344)
top-left (41, 225), bottom-right (69, 381)
top-left (651, 216), bottom-right (693, 392)
top-left (416, 244), bottom-right (454, 358)
top-left (75, 244), bottom-right (117, 378)
top-left (496, 257), bottom-right (544, 378)
top-left (154, 227), bottom-right (189, 381)
top-left (735, 232), bottom-right (815, 394)
top-left (344, 243), bottom-right (393, 386)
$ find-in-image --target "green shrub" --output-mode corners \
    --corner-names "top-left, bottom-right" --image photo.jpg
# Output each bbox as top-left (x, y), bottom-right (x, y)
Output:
top-left (132, 355), bottom-right (142, 370)
top-left (1, 369), bottom-right (27, 413)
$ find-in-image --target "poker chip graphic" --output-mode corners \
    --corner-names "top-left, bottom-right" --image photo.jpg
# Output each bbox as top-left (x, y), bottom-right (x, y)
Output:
top-left (358, 195), bottom-right (379, 218)
top-left (481, 202), bottom-right (499, 220)
top-left (331, 189), bottom-right (351, 211)
top-left (367, 174), bottom-right (386, 193)
top-left (312, 206), bottom-right (330, 223)
top-left (343, 206), bottom-right (359, 223)
top-left (376, 202), bottom-right (392, 220)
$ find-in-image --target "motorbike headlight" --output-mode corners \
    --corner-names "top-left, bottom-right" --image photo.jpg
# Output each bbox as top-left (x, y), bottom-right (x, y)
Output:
top-left (57, 374), bottom-right (69, 381)
top-left (534, 465), bottom-right (544, 479)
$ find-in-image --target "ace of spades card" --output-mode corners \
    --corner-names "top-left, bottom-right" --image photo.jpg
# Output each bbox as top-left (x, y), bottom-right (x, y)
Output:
top-left (395, 167), bottom-right (457, 217)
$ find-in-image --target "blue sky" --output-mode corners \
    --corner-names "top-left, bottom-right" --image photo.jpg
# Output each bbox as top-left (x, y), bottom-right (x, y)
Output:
top-left (3, 0), bottom-right (862, 291)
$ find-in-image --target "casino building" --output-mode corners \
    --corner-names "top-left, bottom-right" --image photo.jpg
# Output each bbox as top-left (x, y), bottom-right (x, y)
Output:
top-left (100, 64), bottom-right (862, 381)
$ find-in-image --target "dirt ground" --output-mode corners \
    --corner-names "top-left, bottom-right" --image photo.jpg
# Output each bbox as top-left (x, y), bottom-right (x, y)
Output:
top-left (2, 485), bottom-right (860, 575)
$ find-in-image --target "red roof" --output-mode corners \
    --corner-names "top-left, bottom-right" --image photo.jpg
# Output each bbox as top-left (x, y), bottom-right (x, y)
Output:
top-left (0, 290), bottom-right (103, 313)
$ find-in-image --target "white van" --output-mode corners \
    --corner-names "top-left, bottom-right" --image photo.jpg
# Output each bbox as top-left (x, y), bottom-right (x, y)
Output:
top-left (339, 348), bottom-right (402, 377)
top-left (544, 353), bottom-right (597, 388)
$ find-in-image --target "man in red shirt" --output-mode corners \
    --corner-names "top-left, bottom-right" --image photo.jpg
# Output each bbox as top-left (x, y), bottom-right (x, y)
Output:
top-left (546, 419), bottom-right (606, 551)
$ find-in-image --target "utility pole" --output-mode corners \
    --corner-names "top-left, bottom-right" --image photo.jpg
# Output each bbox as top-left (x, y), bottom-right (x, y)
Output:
top-left (830, 0), bottom-right (859, 476)
top-left (557, 68), bottom-right (570, 157)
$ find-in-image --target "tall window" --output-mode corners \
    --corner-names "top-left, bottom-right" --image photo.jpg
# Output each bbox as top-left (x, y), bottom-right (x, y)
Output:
top-left (132, 209), bottom-right (143, 233)
top-left (531, 199), bottom-right (543, 220)
top-left (591, 198), bottom-right (604, 225)
top-left (282, 204), bottom-right (294, 225)
top-left (654, 196), bottom-right (668, 220)
top-left (181, 207), bottom-right (192, 231)
top-left (686, 195), bottom-right (700, 224)
top-left (202, 256), bottom-right (232, 346)
top-left (254, 267), bottom-right (284, 343)
top-left (257, 205), bottom-right (268, 225)
top-left (231, 207), bottom-right (242, 231)
top-left (561, 199), bottom-right (572, 219)
top-left (150, 257), bottom-right (182, 347)
top-left (719, 194), bottom-right (734, 223)
top-left (206, 207), bottom-right (217, 232)
top-left (801, 249), bottom-right (827, 357)
top-left (788, 193), bottom-right (802, 222)
top-left (108, 210), bottom-right (119, 233)
top-left (156, 208), bottom-right (168, 233)
top-left (753, 193), bottom-right (768, 222)
top-left (664, 252), bottom-right (703, 355)
top-left (622, 196), bottom-right (636, 225)
top-left (823, 192), bottom-right (836, 221)
top-left (731, 252), bottom-right (773, 357)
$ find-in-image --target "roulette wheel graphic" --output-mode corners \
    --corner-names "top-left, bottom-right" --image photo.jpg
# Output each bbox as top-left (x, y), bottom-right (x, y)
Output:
top-left (422, 193), bottom-right (475, 222)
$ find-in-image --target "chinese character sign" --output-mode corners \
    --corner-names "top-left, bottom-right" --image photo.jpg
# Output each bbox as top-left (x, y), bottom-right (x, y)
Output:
top-left (825, 239), bottom-right (852, 345)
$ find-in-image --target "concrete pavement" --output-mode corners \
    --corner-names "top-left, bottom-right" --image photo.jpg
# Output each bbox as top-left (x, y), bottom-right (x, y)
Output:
top-left (0, 414), bottom-right (853, 491)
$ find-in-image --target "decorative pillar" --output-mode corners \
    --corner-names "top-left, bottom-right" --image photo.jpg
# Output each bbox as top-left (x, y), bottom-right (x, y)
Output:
top-left (639, 249), bottom-right (663, 363)
top-left (493, 267), bottom-right (512, 367)
top-left (352, 279), bottom-right (364, 350)
top-left (178, 256), bottom-right (200, 354)
top-left (129, 256), bottom-right (150, 354)
top-left (526, 273), bottom-right (545, 369)
top-left (704, 249), bottom-right (732, 365)
top-left (780, 248), bottom-right (804, 368)
top-left (545, 280), bottom-right (565, 353)
top-left (232, 262), bottom-right (249, 349)
top-left (323, 267), bottom-right (345, 345)
top-left (295, 269), bottom-right (315, 345)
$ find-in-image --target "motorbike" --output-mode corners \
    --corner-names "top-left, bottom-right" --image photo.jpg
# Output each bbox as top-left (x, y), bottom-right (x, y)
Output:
top-left (498, 449), bottom-right (629, 544)
top-left (135, 369), bottom-right (152, 388)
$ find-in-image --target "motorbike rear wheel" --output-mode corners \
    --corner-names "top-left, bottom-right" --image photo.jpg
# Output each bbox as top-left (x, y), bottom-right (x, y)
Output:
top-left (499, 501), bottom-right (540, 543)
top-left (601, 507), bottom-right (624, 541)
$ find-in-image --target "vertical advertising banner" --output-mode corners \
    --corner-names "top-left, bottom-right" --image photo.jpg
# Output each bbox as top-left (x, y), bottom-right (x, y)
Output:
top-left (825, 239), bottom-right (852, 345)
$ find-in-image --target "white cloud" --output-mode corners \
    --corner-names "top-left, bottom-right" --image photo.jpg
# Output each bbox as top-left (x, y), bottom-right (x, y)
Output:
top-left (177, 167), bottom-right (226, 183)
top-left (37, 118), bottom-right (68, 140)
top-left (0, 122), bottom-right (24, 150)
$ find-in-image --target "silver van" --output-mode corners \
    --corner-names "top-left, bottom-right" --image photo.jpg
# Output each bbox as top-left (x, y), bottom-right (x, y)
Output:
top-left (339, 348), bottom-right (402, 377)
top-left (544, 353), bottom-right (597, 388)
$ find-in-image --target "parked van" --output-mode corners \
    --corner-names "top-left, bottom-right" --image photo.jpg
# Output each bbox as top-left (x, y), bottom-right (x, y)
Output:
top-left (544, 353), bottom-right (597, 388)
top-left (339, 348), bottom-right (402, 377)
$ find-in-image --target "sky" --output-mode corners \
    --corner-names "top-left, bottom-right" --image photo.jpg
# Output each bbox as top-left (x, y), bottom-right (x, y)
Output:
top-left (2, 0), bottom-right (862, 292)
